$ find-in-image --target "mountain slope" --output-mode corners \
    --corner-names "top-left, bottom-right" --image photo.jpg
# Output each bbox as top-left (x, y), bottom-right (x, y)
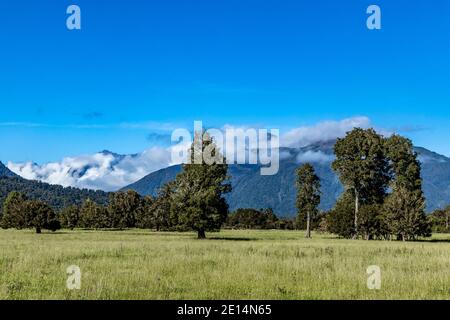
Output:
top-left (122, 143), bottom-right (450, 215)
top-left (0, 172), bottom-right (110, 214)
top-left (0, 161), bottom-right (18, 178)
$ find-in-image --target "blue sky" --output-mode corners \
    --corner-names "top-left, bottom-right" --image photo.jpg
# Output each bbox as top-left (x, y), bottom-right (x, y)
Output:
top-left (1, 0), bottom-right (450, 163)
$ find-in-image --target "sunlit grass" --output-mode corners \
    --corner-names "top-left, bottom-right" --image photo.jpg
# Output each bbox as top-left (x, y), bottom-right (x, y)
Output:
top-left (0, 229), bottom-right (449, 299)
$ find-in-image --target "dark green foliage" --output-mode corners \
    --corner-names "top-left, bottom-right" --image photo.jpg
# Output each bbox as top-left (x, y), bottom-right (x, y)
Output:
top-left (79, 199), bottom-right (110, 229)
top-left (330, 130), bottom-right (431, 241)
top-left (358, 204), bottom-right (386, 240)
top-left (226, 208), bottom-right (279, 229)
top-left (134, 195), bottom-right (155, 229)
top-left (0, 176), bottom-right (109, 216)
top-left (326, 191), bottom-right (355, 238)
top-left (383, 187), bottom-right (431, 240)
top-left (1, 191), bottom-right (28, 229)
top-left (332, 128), bottom-right (391, 237)
top-left (429, 206), bottom-right (450, 233)
top-left (1, 191), bottom-right (60, 233)
top-left (59, 205), bottom-right (80, 229)
top-left (383, 135), bottom-right (430, 240)
top-left (296, 163), bottom-right (321, 237)
top-left (152, 183), bottom-right (177, 231)
top-left (170, 133), bottom-right (231, 238)
top-left (108, 190), bottom-right (141, 229)
top-left (24, 200), bottom-right (60, 233)
top-left (385, 135), bottom-right (422, 190)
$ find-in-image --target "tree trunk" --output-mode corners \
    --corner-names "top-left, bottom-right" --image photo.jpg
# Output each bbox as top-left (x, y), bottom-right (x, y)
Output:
top-left (36, 226), bottom-right (42, 234)
top-left (197, 229), bottom-right (206, 239)
top-left (305, 211), bottom-right (311, 238)
top-left (353, 190), bottom-right (359, 239)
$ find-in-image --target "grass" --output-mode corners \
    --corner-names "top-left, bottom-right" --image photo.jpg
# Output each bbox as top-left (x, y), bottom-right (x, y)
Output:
top-left (0, 229), bottom-right (449, 300)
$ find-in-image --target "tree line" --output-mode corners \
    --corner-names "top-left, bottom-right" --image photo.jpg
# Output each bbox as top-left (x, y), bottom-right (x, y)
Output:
top-left (0, 128), bottom-right (448, 240)
top-left (1, 133), bottom-right (230, 238)
top-left (296, 128), bottom-right (432, 241)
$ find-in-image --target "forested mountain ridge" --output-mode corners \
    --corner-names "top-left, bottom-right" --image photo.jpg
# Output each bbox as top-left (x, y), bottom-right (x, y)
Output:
top-left (0, 164), bottom-right (109, 214)
top-left (0, 161), bottom-right (17, 178)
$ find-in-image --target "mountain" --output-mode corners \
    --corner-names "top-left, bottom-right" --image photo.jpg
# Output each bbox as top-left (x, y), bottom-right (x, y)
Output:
top-left (0, 164), bottom-right (110, 214)
top-left (6, 149), bottom-right (170, 192)
top-left (122, 142), bottom-right (450, 216)
top-left (0, 161), bottom-right (18, 178)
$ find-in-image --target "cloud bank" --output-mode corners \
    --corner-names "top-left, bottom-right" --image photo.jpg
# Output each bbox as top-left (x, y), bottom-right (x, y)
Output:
top-left (7, 116), bottom-right (374, 191)
top-left (281, 116), bottom-right (371, 147)
top-left (8, 148), bottom-right (172, 192)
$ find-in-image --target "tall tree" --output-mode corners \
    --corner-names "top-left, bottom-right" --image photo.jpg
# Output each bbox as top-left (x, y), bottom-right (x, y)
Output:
top-left (152, 183), bottom-right (175, 231)
top-left (383, 135), bottom-right (430, 240)
top-left (79, 199), bottom-right (110, 229)
top-left (296, 163), bottom-right (321, 238)
top-left (171, 132), bottom-right (231, 239)
top-left (108, 190), bottom-right (141, 229)
top-left (24, 200), bottom-right (60, 233)
top-left (59, 205), bottom-right (80, 230)
top-left (332, 128), bottom-right (391, 238)
top-left (135, 195), bottom-right (155, 229)
top-left (383, 187), bottom-right (430, 240)
top-left (1, 191), bottom-right (28, 229)
top-left (429, 206), bottom-right (450, 233)
top-left (326, 191), bottom-right (355, 239)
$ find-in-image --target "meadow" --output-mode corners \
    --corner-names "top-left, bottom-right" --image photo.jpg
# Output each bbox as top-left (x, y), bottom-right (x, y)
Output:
top-left (0, 229), bottom-right (449, 300)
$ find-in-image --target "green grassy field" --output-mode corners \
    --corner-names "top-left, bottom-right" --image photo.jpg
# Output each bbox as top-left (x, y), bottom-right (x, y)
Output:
top-left (0, 229), bottom-right (449, 300)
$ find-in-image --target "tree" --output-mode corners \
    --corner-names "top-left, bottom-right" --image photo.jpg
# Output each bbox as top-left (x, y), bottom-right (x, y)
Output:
top-left (1, 191), bottom-right (28, 229)
top-left (59, 205), bottom-right (80, 229)
top-left (2, 192), bottom-right (60, 233)
top-left (429, 206), bottom-right (450, 233)
top-left (108, 190), bottom-right (141, 229)
top-left (79, 199), bottom-right (110, 229)
top-left (171, 132), bottom-right (231, 239)
top-left (24, 200), bottom-right (60, 233)
top-left (326, 191), bottom-right (355, 238)
top-left (226, 208), bottom-right (279, 229)
top-left (358, 203), bottom-right (386, 240)
top-left (332, 128), bottom-right (391, 238)
top-left (385, 135), bottom-right (422, 191)
top-left (383, 135), bottom-right (430, 240)
top-left (153, 183), bottom-right (176, 231)
top-left (296, 163), bottom-right (321, 238)
top-left (383, 187), bottom-right (430, 240)
top-left (135, 195), bottom-right (155, 229)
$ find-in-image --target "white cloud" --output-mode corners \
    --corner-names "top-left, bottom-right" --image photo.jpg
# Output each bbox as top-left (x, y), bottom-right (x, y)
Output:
top-left (296, 151), bottom-right (334, 164)
top-left (281, 116), bottom-right (371, 147)
top-left (6, 116), bottom-right (386, 191)
top-left (7, 147), bottom-right (172, 192)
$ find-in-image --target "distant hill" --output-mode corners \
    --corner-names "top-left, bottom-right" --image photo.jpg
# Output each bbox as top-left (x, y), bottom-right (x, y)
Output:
top-left (0, 163), bottom-right (110, 213)
top-left (0, 161), bottom-right (18, 178)
top-left (122, 142), bottom-right (450, 216)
